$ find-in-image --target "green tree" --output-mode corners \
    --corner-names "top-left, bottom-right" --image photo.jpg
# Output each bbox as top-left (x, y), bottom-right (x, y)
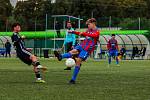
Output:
top-left (0, 0), bottom-right (13, 31)
top-left (13, 0), bottom-right (52, 31)
top-left (12, 0), bottom-right (150, 31)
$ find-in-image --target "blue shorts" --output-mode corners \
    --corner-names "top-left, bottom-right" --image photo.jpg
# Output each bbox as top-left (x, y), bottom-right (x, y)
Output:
top-left (108, 49), bottom-right (118, 57)
top-left (75, 45), bottom-right (89, 61)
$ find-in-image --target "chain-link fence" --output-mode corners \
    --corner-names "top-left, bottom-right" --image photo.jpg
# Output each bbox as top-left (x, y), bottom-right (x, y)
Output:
top-left (1, 15), bottom-right (150, 31)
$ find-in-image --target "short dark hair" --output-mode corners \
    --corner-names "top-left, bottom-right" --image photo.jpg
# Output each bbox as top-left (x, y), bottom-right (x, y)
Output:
top-left (12, 23), bottom-right (21, 30)
top-left (112, 34), bottom-right (115, 36)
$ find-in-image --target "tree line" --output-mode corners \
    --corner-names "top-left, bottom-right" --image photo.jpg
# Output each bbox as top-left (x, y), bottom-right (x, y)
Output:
top-left (0, 0), bottom-right (150, 32)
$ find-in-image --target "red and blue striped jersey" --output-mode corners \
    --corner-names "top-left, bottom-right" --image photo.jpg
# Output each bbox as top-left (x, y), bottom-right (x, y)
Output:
top-left (74, 28), bottom-right (100, 54)
top-left (107, 38), bottom-right (118, 50)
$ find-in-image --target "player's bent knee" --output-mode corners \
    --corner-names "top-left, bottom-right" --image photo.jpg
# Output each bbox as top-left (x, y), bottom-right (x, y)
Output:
top-left (69, 49), bottom-right (79, 55)
top-left (30, 55), bottom-right (37, 61)
top-left (75, 58), bottom-right (82, 66)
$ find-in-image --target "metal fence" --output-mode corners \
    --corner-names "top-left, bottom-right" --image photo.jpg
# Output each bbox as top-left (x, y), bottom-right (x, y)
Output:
top-left (1, 15), bottom-right (150, 32)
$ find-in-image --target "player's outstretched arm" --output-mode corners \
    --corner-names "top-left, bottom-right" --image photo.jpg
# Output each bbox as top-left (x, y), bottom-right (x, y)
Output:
top-left (69, 31), bottom-right (99, 38)
top-left (80, 31), bottom-right (99, 38)
top-left (68, 30), bottom-right (99, 38)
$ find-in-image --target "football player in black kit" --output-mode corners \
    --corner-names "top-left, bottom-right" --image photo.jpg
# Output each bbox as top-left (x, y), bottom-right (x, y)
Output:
top-left (11, 23), bottom-right (47, 83)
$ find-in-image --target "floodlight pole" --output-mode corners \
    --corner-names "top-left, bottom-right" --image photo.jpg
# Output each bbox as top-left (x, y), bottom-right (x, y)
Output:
top-left (63, 20), bottom-right (66, 29)
top-left (45, 13), bottom-right (48, 48)
top-left (78, 15), bottom-right (81, 43)
top-left (78, 15), bottom-right (81, 29)
top-left (34, 1), bottom-right (38, 54)
top-left (139, 17), bottom-right (141, 30)
top-left (5, 19), bottom-right (8, 32)
top-left (34, 17), bottom-right (37, 54)
top-left (91, 10), bottom-right (94, 18)
top-left (109, 16), bottom-right (112, 30)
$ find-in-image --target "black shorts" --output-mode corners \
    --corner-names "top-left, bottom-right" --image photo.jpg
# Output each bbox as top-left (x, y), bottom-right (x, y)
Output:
top-left (66, 42), bottom-right (73, 52)
top-left (16, 49), bottom-right (32, 65)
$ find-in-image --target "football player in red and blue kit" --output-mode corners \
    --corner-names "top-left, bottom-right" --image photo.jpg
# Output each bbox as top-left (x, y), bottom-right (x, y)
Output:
top-left (54, 18), bottom-right (100, 84)
top-left (107, 34), bottom-right (120, 66)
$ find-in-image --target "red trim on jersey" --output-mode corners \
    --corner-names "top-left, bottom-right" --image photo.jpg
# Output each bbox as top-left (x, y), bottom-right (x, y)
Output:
top-left (73, 29), bottom-right (100, 54)
top-left (107, 39), bottom-right (119, 50)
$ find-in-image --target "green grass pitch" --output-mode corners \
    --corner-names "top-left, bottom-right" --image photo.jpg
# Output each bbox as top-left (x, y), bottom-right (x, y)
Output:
top-left (0, 58), bottom-right (150, 100)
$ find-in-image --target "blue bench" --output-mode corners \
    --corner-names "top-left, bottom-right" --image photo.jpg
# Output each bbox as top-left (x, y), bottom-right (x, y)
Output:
top-left (0, 48), bottom-right (6, 56)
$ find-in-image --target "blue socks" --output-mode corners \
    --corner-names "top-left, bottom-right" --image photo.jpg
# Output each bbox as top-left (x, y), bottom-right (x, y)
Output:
top-left (108, 57), bottom-right (111, 64)
top-left (61, 53), bottom-right (80, 81)
top-left (71, 66), bottom-right (80, 81)
top-left (62, 53), bottom-right (72, 59)
top-left (109, 57), bottom-right (119, 64)
top-left (116, 57), bottom-right (119, 64)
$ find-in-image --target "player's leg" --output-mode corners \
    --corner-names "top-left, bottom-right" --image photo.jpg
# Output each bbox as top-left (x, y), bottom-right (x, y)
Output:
top-left (30, 55), bottom-right (46, 69)
top-left (8, 50), bottom-right (11, 57)
top-left (115, 50), bottom-right (119, 66)
top-left (20, 49), bottom-right (47, 83)
top-left (5, 50), bottom-right (8, 57)
top-left (67, 42), bottom-right (73, 52)
top-left (69, 58), bottom-right (82, 84)
top-left (54, 45), bottom-right (81, 61)
top-left (58, 31), bottom-right (61, 38)
top-left (64, 42), bottom-right (73, 70)
top-left (33, 65), bottom-right (44, 83)
top-left (56, 31), bottom-right (59, 38)
top-left (108, 51), bottom-right (112, 65)
top-left (17, 52), bottom-right (43, 82)
top-left (30, 55), bottom-right (47, 71)
top-left (54, 49), bottom-right (77, 61)
top-left (30, 55), bottom-right (47, 83)
top-left (69, 50), bottom-right (89, 84)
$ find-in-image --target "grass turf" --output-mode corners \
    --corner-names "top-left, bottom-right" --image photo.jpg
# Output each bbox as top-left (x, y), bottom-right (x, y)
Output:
top-left (0, 58), bottom-right (150, 100)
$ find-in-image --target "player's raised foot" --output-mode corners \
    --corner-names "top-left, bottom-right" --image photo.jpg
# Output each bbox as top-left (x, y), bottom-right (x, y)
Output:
top-left (69, 80), bottom-right (76, 84)
top-left (37, 65), bottom-right (48, 72)
top-left (64, 67), bottom-right (71, 70)
top-left (54, 50), bottom-right (62, 61)
top-left (35, 79), bottom-right (46, 83)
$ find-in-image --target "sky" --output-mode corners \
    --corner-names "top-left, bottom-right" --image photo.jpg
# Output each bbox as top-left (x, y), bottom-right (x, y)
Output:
top-left (9, 0), bottom-right (17, 7)
top-left (9, 0), bottom-right (28, 7)
top-left (9, 0), bottom-right (56, 7)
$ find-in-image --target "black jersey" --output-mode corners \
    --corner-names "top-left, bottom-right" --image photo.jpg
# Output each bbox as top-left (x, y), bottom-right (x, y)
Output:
top-left (11, 32), bottom-right (32, 65)
top-left (11, 32), bottom-right (26, 50)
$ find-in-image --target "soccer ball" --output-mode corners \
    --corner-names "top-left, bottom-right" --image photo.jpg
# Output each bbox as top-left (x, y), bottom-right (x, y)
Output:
top-left (65, 58), bottom-right (76, 67)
